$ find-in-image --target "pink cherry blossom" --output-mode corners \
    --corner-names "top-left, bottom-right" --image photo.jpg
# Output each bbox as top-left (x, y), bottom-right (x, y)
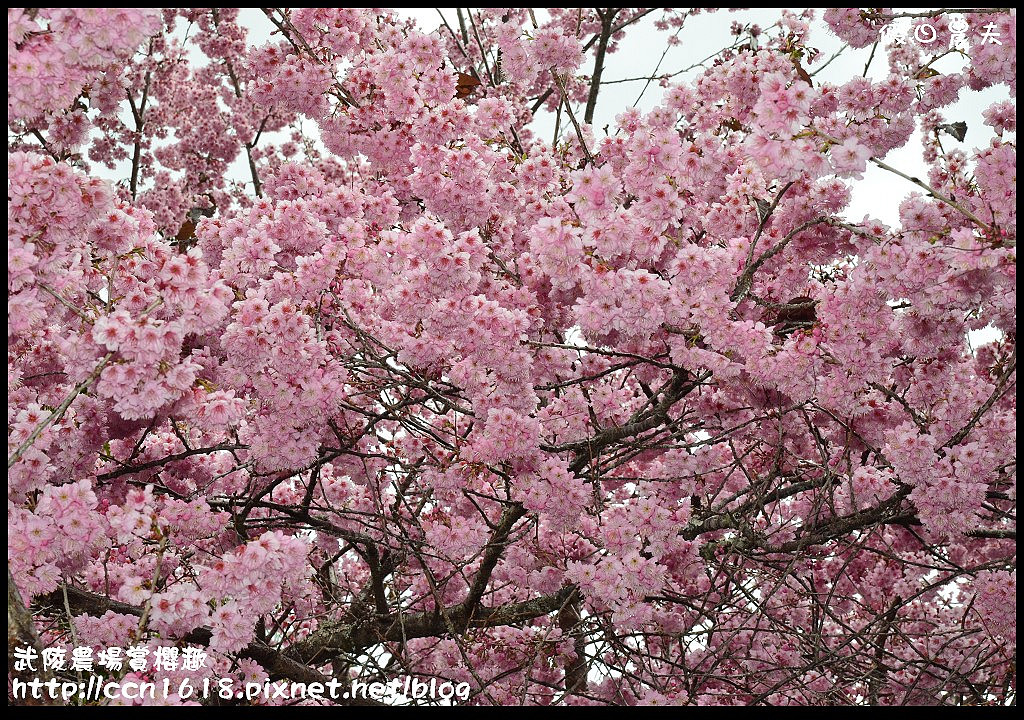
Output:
top-left (8, 7), bottom-right (1015, 709)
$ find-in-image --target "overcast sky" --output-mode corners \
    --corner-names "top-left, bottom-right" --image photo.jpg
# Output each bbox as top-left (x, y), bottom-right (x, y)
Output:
top-left (224, 8), bottom-right (1013, 229)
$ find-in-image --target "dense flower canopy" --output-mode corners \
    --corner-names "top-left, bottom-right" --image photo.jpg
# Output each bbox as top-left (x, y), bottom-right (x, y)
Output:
top-left (7, 7), bottom-right (1016, 706)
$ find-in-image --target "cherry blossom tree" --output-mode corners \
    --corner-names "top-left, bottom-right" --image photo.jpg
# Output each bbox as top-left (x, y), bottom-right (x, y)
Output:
top-left (8, 7), bottom-right (1016, 706)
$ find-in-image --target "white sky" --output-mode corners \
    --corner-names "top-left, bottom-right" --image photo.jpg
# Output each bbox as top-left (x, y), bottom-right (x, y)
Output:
top-left (222, 8), bottom-right (1014, 228)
